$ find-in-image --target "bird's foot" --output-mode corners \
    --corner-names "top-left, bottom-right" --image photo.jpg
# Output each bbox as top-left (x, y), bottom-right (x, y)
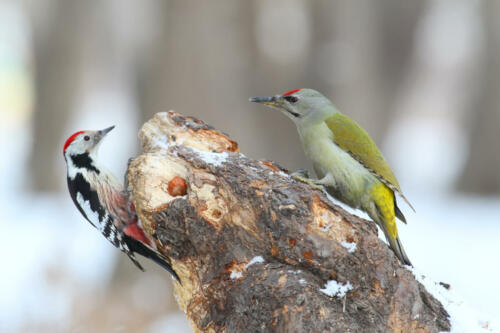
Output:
top-left (124, 157), bottom-right (136, 189)
top-left (292, 168), bottom-right (310, 178)
top-left (291, 172), bottom-right (324, 191)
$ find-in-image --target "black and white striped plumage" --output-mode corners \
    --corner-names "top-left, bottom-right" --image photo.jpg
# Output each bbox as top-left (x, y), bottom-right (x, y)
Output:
top-left (63, 127), bottom-right (180, 282)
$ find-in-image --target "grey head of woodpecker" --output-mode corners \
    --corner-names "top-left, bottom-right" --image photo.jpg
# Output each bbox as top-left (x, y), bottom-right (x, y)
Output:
top-left (63, 125), bottom-right (115, 159)
top-left (249, 88), bottom-right (337, 127)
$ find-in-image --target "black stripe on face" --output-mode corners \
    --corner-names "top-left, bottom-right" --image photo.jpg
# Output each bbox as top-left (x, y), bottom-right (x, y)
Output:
top-left (71, 153), bottom-right (100, 174)
top-left (71, 172), bottom-right (106, 222)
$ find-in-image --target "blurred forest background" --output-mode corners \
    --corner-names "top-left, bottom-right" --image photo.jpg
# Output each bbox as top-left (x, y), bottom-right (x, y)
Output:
top-left (1, 0), bottom-right (499, 332)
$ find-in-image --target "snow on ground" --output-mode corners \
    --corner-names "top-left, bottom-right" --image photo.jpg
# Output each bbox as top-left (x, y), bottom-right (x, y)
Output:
top-left (399, 193), bottom-right (500, 326)
top-left (410, 266), bottom-right (498, 332)
top-left (0, 193), bottom-right (116, 331)
top-left (149, 312), bottom-right (193, 333)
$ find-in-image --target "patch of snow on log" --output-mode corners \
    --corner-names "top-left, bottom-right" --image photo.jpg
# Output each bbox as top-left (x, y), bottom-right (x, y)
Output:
top-left (341, 240), bottom-right (357, 253)
top-left (230, 256), bottom-right (265, 280)
top-left (230, 271), bottom-right (243, 280)
top-left (320, 280), bottom-right (353, 298)
top-left (246, 256), bottom-right (265, 268)
top-left (189, 146), bottom-right (228, 167)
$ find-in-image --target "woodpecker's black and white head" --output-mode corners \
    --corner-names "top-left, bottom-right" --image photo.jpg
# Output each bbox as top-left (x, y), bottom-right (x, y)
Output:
top-left (63, 126), bottom-right (114, 172)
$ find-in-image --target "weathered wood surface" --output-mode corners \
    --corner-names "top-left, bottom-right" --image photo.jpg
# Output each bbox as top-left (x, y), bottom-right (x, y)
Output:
top-left (127, 111), bottom-right (450, 333)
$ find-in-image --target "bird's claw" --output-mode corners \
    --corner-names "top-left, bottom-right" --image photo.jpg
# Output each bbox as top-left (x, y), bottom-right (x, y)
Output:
top-left (291, 173), bottom-right (324, 191)
top-left (309, 183), bottom-right (325, 191)
top-left (124, 157), bottom-right (136, 189)
top-left (292, 168), bottom-right (310, 178)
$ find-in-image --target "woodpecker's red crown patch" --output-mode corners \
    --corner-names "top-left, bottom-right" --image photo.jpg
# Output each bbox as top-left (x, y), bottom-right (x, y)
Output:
top-left (63, 131), bottom-right (85, 154)
top-left (282, 88), bottom-right (301, 96)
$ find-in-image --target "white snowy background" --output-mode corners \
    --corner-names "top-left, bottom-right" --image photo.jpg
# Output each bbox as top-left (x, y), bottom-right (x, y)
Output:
top-left (1, 1), bottom-right (499, 332)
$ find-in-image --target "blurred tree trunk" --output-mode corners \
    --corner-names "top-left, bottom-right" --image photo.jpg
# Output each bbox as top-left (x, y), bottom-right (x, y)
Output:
top-left (306, 0), bottom-right (424, 143)
top-left (136, 0), bottom-right (255, 129)
top-left (457, 1), bottom-right (500, 194)
top-left (136, 0), bottom-right (425, 176)
top-left (27, 0), bottom-right (85, 192)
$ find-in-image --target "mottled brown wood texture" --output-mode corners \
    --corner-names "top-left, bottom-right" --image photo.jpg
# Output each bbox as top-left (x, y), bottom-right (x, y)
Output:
top-left (128, 112), bottom-right (450, 333)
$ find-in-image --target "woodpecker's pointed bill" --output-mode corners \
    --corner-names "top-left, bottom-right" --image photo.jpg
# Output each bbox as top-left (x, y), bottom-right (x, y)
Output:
top-left (99, 125), bottom-right (115, 136)
top-left (249, 95), bottom-right (276, 104)
top-left (250, 93), bottom-right (301, 118)
top-left (63, 127), bottom-right (180, 282)
top-left (90, 125), bottom-right (114, 151)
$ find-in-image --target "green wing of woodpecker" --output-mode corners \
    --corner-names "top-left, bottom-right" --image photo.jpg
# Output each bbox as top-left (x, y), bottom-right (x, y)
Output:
top-left (325, 113), bottom-right (415, 212)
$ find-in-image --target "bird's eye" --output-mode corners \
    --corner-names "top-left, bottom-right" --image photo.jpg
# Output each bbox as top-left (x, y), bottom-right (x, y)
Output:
top-left (84, 135), bottom-right (90, 141)
top-left (284, 95), bottom-right (299, 104)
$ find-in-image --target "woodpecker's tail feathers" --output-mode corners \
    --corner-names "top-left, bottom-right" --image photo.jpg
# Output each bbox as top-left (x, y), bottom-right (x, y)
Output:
top-left (127, 252), bottom-right (145, 272)
top-left (395, 236), bottom-right (412, 266)
top-left (394, 199), bottom-right (407, 224)
top-left (397, 192), bottom-right (416, 213)
top-left (374, 212), bottom-right (412, 266)
top-left (373, 192), bottom-right (412, 266)
top-left (124, 235), bottom-right (181, 283)
top-left (385, 230), bottom-right (412, 267)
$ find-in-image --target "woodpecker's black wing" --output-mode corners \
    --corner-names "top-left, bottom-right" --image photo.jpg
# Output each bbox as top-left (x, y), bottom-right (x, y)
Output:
top-left (67, 174), bottom-right (99, 228)
top-left (123, 235), bottom-right (181, 283)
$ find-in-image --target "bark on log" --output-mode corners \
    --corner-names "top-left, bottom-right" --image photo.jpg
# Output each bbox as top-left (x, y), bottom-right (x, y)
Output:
top-left (127, 111), bottom-right (450, 333)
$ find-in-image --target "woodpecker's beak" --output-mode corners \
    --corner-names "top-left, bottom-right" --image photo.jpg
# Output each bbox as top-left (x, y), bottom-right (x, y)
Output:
top-left (99, 126), bottom-right (115, 137)
top-left (93, 126), bottom-right (115, 145)
top-left (249, 95), bottom-right (284, 108)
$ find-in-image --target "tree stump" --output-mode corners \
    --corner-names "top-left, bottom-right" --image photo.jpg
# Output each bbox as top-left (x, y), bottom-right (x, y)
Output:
top-left (127, 111), bottom-right (450, 333)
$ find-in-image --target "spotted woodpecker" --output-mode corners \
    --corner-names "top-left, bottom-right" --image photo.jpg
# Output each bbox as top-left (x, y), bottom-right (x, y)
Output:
top-left (63, 126), bottom-right (180, 282)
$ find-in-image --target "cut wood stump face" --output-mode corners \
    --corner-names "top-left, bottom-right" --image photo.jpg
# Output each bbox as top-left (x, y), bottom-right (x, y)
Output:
top-left (128, 111), bottom-right (450, 333)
